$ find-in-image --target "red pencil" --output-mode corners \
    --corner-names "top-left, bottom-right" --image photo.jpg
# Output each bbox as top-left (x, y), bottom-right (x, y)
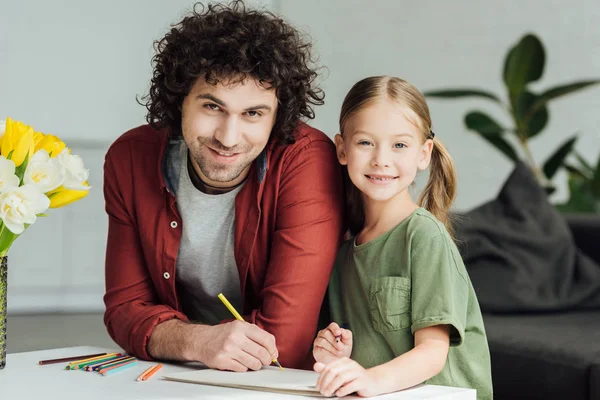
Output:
top-left (38, 352), bottom-right (107, 365)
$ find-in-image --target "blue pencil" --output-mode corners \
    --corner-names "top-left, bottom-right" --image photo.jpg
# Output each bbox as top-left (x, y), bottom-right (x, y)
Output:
top-left (101, 361), bottom-right (138, 376)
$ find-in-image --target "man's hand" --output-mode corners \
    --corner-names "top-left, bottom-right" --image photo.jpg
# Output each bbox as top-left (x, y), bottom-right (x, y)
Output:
top-left (148, 319), bottom-right (278, 372)
top-left (198, 320), bottom-right (279, 371)
top-left (313, 322), bottom-right (353, 365)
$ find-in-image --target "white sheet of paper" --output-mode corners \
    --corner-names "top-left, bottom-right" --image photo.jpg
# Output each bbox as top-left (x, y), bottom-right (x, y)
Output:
top-left (163, 366), bottom-right (324, 396)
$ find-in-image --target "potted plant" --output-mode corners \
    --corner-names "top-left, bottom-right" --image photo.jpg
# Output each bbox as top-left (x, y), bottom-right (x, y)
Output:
top-left (424, 33), bottom-right (600, 196)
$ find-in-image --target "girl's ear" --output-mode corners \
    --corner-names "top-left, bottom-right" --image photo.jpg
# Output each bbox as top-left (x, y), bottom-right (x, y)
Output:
top-left (334, 134), bottom-right (348, 165)
top-left (418, 139), bottom-right (434, 170)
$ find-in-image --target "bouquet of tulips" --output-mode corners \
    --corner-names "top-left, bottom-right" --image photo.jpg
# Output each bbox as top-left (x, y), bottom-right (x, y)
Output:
top-left (0, 117), bottom-right (91, 256)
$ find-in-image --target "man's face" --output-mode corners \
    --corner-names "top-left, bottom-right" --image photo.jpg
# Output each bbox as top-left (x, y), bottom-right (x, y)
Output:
top-left (181, 76), bottom-right (278, 187)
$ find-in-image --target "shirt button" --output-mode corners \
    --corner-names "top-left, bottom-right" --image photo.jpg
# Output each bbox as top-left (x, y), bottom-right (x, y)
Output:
top-left (170, 221), bottom-right (178, 228)
top-left (163, 272), bottom-right (170, 280)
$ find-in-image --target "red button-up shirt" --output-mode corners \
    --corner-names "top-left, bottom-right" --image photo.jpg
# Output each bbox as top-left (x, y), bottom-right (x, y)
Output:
top-left (103, 123), bottom-right (344, 368)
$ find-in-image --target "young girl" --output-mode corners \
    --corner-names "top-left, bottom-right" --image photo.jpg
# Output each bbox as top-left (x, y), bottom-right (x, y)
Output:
top-left (313, 76), bottom-right (492, 399)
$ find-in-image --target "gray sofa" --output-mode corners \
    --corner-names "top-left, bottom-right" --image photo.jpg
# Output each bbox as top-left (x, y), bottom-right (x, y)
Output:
top-left (483, 214), bottom-right (600, 400)
top-left (452, 162), bottom-right (600, 400)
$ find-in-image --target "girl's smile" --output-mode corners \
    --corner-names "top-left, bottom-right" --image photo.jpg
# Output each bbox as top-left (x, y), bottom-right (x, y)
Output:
top-left (336, 99), bottom-right (432, 204)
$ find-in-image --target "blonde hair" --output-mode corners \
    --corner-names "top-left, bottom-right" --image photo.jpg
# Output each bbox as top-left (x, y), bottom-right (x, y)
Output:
top-left (339, 76), bottom-right (457, 238)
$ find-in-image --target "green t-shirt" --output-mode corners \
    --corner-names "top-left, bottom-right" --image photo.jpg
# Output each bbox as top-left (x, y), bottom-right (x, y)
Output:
top-left (328, 208), bottom-right (493, 400)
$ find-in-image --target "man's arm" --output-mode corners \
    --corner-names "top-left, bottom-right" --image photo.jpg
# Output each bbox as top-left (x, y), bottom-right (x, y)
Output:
top-left (148, 319), bottom-right (277, 371)
top-left (103, 144), bottom-right (190, 359)
top-left (249, 138), bottom-right (345, 368)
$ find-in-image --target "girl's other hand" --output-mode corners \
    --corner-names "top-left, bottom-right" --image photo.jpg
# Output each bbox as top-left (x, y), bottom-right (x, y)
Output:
top-left (314, 358), bottom-right (381, 397)
top-left (312, 322), bottom-right (353, 364)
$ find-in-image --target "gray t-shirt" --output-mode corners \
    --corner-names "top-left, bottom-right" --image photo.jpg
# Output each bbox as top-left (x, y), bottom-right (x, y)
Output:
top-left (171, 141), bottom-right (243, 324)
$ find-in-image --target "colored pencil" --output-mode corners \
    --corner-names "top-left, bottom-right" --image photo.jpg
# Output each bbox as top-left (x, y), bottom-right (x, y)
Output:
top-left (98, 358), bottom-right (137, 374)
top-left (136, 363), bottom-right (162, 381)
top-left (84, 355), bottom-right (124, 371)
top-left (101, 361), bottom-right (138, 376)
top-left (141, 364), bottom-right (163, 381)
top-left (86, 355), bottom-right (134, 371)
top-left (67, 352), bottom-right (120, 366)
top-left (66, 354), bottom-right (123, 370)
top-left (217, 293), bottom-right (283, 370)
top-left (38, 352), bottom-right (107, 365)
top-left (97, 358), bottom-right (136, 374)
top-left (67, 354), bottom-right (122, 370)
top-left (136, 365), bottom-right (156, 381)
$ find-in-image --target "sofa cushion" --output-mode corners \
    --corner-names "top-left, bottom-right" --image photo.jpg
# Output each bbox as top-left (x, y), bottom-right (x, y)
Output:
top-left (455, 162), bottom-right (600, 312)
top-left (484, 311), bottom-right (600, 400)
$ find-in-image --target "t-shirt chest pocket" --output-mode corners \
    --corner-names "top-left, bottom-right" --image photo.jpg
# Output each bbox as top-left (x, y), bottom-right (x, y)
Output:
top-left (369, 276), bottom-right (412, 332)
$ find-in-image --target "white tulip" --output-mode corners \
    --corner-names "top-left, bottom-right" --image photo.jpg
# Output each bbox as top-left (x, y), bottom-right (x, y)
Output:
top-left (0, 185), bottom-right (50, 234)
top-left (24, 150), bottom-right (64, 193)
top-left (57, 149), bottom-right (91, 190)
top-left (0, 120), bottom-right (5, 136)
top-left (0, 156), bottom-right (20, 194)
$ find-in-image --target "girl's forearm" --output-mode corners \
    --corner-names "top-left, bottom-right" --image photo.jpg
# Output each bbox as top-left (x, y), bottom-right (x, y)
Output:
top-left (369, 340), bottom-right (449, 394)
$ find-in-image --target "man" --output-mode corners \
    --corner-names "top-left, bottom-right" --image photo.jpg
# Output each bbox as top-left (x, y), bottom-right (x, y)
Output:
top-left (103, 1), bottom-right (344, 371)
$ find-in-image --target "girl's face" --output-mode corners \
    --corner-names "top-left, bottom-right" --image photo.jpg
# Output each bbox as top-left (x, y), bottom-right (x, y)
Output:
top-left (336, 99), bottom-right (433, 204)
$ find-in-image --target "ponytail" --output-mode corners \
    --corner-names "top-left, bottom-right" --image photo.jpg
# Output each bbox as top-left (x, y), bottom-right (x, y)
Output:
top-left (418, 138), bottom-right (457, 239)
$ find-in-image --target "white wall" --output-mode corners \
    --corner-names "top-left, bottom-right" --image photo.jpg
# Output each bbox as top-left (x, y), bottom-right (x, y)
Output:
top-left (2, 0), bottom-right (599, 313)
top-left (279, 0), bottom-right (600, 208)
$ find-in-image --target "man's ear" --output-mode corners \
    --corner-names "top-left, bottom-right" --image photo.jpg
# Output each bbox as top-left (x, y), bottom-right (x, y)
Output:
top-left (334, 134), bottom-right (347, 165)
top-left (418, 139), bottom-right (434, 171)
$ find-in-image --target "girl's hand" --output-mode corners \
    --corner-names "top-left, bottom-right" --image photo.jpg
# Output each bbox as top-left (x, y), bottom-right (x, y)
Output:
top-left (314, 358), bottom-right (381, 398)
top-left (312, 322), bottom-right (353, 364)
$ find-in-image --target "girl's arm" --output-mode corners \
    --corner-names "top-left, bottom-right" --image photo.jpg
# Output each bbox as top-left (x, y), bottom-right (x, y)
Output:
top-left (315, 325), bottom-right (450, 398)
top-left (372, 325), bottom-right (450, 392)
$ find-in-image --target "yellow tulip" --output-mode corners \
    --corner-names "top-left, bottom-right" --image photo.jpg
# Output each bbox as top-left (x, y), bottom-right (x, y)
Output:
top-left (47, 184), bottom-right (90, 208)
top-left (33, 131), bottom-right (45, 147)
top-left (1, 117), bottom-right (35, 167)
top-left (35, 133), bottom-right (66, 158)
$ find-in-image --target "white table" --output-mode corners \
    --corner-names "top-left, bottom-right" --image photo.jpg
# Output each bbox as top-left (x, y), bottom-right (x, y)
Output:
top-left (0, 346), bottom-right (475, 399)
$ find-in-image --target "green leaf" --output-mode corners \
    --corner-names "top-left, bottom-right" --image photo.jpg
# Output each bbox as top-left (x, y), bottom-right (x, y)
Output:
top-left (423, 89), bottom-right (502, 103)
top-left (573, 151), bottom-right (595, 176)
top-left (515, 91), bottom-right (548, 138)
top-left (464, 111), bottom-right (519, 162)
top-left (564, 163), bottom-right (590, 180)
top-left (14, 152), bottom-right (30, 185)
top-left (542, 135), bottom-right (578, 179)
top-left (524, 80), bottom-right (600, 121)
top-left (535, 80), bottom-right (600, 109)
top-left (503, 34), bottom-right (545, 94)
top-left (464, 111), bottom-right (505, 135)
top-left (485, 136), bottom-right (520, 162)
top-left (556, 173), bottom-right (597, 213)
top-left (0, 223), bottom-right (19, 256)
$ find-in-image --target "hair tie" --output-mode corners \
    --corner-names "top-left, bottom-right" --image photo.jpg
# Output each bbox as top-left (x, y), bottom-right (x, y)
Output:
top-left (429, 130), bottom-right (435, 139)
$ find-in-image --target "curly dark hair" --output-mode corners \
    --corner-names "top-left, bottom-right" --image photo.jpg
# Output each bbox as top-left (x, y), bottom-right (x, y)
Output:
top-left (141, 0), bottom-right (324, 144)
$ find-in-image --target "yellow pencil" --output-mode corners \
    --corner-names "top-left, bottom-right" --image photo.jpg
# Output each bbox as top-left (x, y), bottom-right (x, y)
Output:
top-left (67, 352), bottom-right (121, 365)
top-left (217, 293), bottom-right (283, 370)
